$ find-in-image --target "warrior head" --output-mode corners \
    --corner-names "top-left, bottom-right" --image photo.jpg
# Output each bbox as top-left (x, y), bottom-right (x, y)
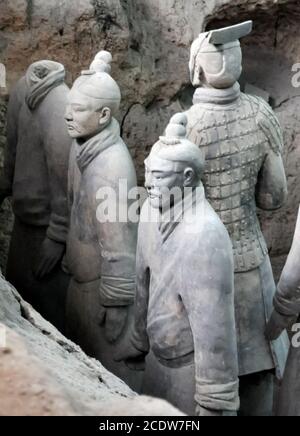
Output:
top-left (25, 60), bottom-right (66, 110)
top-left (189, 21), bottom-right (252, 89)
top-left (145, 113), bottom-right (204, 210)
top-left (65, 51), bottom-right (121, 140)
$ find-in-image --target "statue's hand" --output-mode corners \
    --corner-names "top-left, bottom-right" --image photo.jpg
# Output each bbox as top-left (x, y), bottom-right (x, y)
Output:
top-left (98, 305), bottom-right (129, 343)
top-left (265, 309), bottom-right (295, 341)
top-left (114, 338), bottom-right (146, 371)
top-left (196, 405), bottom-right (236, 417)
top-left (34, 237), bottom-right (65, 279)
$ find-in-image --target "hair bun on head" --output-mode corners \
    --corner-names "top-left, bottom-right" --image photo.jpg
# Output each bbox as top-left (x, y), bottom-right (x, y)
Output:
top-left (90, 50), bottom-right (113, 74)
top-left (165, 113), bottom-right (187, 140)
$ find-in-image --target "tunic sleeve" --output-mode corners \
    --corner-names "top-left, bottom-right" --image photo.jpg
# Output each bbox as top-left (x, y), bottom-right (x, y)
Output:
top-left (42, 86), bottom-right (71, 244)
top-left (274, 207), bottom-right (300, 317)
top-left (67, 143), bottom-right (77, 211)
top-left (130, 219), bottom-right (150, 353)
top-left (181, 226), bottom-right (239, 412)
top-left (254, 97), bottom-right (288, 210)
top-left (92, 170), bottom-right (137, 307)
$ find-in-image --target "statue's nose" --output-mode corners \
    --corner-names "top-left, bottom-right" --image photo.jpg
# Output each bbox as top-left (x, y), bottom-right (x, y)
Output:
top-left (145, 173), bottom-right (153, 190)
top-left (64, 107), bottom-right (73, 121)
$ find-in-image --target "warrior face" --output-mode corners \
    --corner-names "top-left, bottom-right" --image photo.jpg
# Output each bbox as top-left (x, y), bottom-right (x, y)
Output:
top-left (65, 87), bottom-right (112, 140)
top-left (65, 65), bottom-right (121, 141)
top-left (144, 154), bottom-right (195, 211)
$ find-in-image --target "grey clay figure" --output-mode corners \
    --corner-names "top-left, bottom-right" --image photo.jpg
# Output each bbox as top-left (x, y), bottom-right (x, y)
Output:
top-left (64, 51), bottom-right (140, 391)
top-left (116, 113), bottom-right (240, 417)
top-left (185, 21), bottom-right (289, 415)
top-left (0, 60), bottom-right (72, 332)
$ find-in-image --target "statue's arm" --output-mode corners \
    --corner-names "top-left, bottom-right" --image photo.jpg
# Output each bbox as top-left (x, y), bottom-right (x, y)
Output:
top-left (130, 225), bottom-right (150, 354)
top-left (43, 91), bottom-right (71, 245)
top-left (67, 143), bottom-right (76, 211)
top-left (274, 207), bottom-right (300, 317)
top-left (256, 149), bottom-right (287, 210)
top-left (114, 221), bottom-right (150, 363)
top-left (34, 91), bottom-right (71, 279)
top-left (94, 176), bottom-right (137, 308)
top-left (181, 229), bottom-right (239, 416)
top-left (255, 98), bottom-right (288, 210)
top-left (266, 208), bottom-right (300, 340)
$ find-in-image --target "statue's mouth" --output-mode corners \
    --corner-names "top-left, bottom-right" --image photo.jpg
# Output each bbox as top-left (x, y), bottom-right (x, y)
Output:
top-left (148, 192), bottom-right (160, 200)
top-left (66, 124), bottom-right (77, 132)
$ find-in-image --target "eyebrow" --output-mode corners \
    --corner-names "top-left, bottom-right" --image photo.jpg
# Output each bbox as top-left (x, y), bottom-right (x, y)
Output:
top-left (70, 103), bottom-right (86, 107)
top-left (145, 162), bottom-right (177, 174)
top-left (151, 170), bottom-right (175, 175)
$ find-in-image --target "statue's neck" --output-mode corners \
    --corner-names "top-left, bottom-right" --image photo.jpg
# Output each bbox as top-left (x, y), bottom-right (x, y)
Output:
top-left (75, 118), bottom-right (120, 172)
top-left (158, 184), bottom-right (205, 241)
top-left (193, 82), bottom-right (241, 106)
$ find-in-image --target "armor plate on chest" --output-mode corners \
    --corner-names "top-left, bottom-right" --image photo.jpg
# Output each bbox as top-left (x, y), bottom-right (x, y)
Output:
top-left (187, 94), bottom-right (268, 272)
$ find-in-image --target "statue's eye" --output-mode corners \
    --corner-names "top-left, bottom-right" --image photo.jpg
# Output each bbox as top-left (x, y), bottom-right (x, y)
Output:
top-left (72, 106), bottom-right (86, 112)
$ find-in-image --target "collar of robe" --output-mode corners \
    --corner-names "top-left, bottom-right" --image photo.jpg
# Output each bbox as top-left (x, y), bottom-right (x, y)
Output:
top-left (158, 184), bottom-right (205, 243)
top-left (25, 61), bottom-right (66, 110)
top-left (193, 82), bottom-right (241, 106)
top-left (75, 118), bottom-right (120, 173)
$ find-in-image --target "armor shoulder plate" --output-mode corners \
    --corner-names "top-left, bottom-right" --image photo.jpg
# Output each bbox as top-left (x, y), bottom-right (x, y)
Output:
top-left (246, 94), bottom-right (284, 155)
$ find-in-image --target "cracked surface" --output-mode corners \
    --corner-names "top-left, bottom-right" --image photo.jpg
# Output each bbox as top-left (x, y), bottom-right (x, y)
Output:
top-left (0, 272), bottom-right (184, 416)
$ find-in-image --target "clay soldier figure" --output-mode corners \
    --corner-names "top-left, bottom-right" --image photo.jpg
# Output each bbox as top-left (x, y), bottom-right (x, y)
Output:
top-left (185, 21), bottom-right (289, 415)
top-left (116, 113), bottom-right (240, 416)
top-left (266, 207), bottom-right (300, 416)
top-left (64, 51), bottom-right (140, 390)
top-left (0, 61), bottom-right (72, 332)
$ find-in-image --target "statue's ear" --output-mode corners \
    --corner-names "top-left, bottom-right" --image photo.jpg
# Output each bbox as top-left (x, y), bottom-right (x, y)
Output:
top-left (183, 167), bottom-right (195, 186)
top-left (190, 59), bottom-right (204, 87)
top-left (99, 107), bottom-right (112, 126)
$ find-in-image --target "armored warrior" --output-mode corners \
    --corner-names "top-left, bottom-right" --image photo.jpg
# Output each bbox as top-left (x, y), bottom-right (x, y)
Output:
top-left (65, 51), bottom-right (140, 390)
top-left (116, 113), bottom-right (240, 416)
top-left (186, 21), bottom-right (288, 415)
top-left (0, 61), bottom-right (72, 332)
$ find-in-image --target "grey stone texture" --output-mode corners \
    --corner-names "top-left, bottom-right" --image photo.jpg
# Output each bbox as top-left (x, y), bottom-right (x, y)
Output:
top-left (0, 271), bottom-right (184, 416)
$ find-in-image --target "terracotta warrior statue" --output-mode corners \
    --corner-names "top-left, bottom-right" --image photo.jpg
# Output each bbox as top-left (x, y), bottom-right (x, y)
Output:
top-left (185, 21), bottom-right (289, 415)
top-left (116, 113), bottom-right (240, 416)
top-left (266, 207), bottom-right (300, 416)
top-left (64, 51), bottom-right (140, 390)
top-left (0, 61), bottom-right (72, 332)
